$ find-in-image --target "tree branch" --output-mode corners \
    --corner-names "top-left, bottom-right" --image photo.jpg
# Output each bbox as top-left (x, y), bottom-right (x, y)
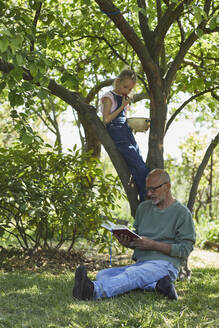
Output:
top-left (153, 1), bottom-right (193, 60)
top-left (187, 132), bottom-right (219, 213)
top-left (164, 0), bottom-right (216, 92)
top-left (165, 87), bottom-right (219, 134)
top-left (86, 78), bottom-right (149, 105)
top-left (72, 33), bottom-right (150, 93)
top-left (45, 99), bottom-right (63, 151)
top-left (30, 2), bottom-right (43, 52)
top-left (94, 0), bottom-right (155, 79)
top-left (211, 90), bottom-right (219, 101)
top-left (177, 18), bottom-right (185, 43)
top-left (85, 79), bottom-right (114, 104)
top-left (132, 92), bottom-right (148, 103)
top-left (165, 31), bottom-right (198, 92)
top-left (32, 105), bottom-right (56, 135)
top-left (137, 0), bottom-right (153, 49)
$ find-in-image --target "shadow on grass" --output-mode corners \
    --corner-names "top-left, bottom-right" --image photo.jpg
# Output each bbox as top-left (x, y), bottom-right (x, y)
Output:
top-left (0, 271), bottom-right (75, 328)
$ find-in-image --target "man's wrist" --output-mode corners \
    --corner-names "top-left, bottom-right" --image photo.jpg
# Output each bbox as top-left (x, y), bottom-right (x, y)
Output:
top-left (152, 240), bottom-right (171, 255)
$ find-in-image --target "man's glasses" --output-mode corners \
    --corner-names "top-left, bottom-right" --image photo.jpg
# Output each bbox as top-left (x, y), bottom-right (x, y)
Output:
top-left (146, 182), bottom-right (168, 193)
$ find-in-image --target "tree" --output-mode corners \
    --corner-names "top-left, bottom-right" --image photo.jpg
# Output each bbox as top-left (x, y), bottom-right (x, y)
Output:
top-left (0, 0), bottom-right (218, 215)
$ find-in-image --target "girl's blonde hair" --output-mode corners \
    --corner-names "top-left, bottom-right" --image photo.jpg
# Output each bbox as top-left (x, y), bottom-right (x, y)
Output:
top-left (117, 68), bottom-right (137, 82)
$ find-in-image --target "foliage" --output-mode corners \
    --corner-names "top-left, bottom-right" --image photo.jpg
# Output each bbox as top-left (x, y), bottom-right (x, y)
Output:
top-left (0, 143), bottom-right (124, 251)
top-left (165, 132), bottom-right (219, 220)
top-left (195, 216), bottom-right (219, 248)
top-left (0, 0), bottom-right (218, 138)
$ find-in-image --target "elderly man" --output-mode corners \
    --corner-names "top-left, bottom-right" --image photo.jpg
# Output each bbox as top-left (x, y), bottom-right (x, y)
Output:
top-left (73, 169), bottom-right (196, 301)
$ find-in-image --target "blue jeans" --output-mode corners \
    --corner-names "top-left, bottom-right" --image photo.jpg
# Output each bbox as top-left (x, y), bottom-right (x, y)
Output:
top-left (107, 122), bottom-right (149, 201)
top-left (93, 260), bottom-right (178, 299)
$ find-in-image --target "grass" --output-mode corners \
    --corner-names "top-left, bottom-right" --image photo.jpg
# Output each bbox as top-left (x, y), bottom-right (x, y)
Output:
top-left (0, 250), bottom-right (219, 328)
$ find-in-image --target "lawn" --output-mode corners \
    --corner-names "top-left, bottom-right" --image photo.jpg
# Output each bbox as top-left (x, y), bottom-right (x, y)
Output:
top-left (0, 248), bottom-right (219, 328)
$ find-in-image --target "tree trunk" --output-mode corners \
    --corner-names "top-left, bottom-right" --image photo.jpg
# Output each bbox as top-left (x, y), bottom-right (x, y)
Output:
top-left (209, 153), bottom-right (213, 219)
top-left (147, 86), bottom-right (167, 169)
top-left (78, 112), bottom-right (101, 159)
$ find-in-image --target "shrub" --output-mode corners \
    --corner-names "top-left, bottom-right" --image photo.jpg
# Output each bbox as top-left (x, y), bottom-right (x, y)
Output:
top-left (0, 144), bottom-right (123, 251)
top-left (194, 215), bottom-right (219, 248)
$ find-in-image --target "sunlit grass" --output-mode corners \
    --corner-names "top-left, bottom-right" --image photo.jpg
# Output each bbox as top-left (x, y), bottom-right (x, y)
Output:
top-left (0, 264), bottom-right (219, 328)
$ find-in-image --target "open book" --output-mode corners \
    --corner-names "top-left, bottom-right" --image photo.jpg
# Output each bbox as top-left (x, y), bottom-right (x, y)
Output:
top-left (101, 221), bottom-right (141, 240)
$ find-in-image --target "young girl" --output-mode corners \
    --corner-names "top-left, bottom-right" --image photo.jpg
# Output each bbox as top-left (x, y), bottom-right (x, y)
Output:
top-left (101, 68), bottom-right (150, 202)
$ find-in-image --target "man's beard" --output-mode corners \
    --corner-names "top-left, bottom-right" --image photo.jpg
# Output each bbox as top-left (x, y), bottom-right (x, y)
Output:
top-left (150, 197), bottom-right (160, 205)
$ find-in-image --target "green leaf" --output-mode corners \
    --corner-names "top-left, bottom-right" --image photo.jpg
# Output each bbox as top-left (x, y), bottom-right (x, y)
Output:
top-left (0, 39), bottom-right (9, 52)
top-left (193, 6), bottom-right (207, 25)
top-left (10, 67), bottom-right (23, 82)
top-left (21, 133), bottom-right (33, 145)
top-left (16, 53), bottom-right (24, 65)
top-left (196, 28), bottom-right (204, 37)
top-left (22, 81), bottom-right (34, 91)
top-left (29, 0), bottom-right (42, 10)
top-left (11, 35), bottom-right (24, 48)
top-left (38, 88), bottom-right (48, 99)
top-left (0, 27), bottom-right (12, 37)
top-left (20, 13), bottom-right (32, 25)
top-left (7, 77), bottom-right (16, 89)
top-left (39, 76), bottom-right (50, 87)
top-left (38, 64), bottom-right (46, 74)
top-left (209, 17), bottom-right (217, 30)
top-left (0, 81), bottom-right (6, 92)
top-left (10, 109), bottom-right (19, 118)
top-left (29, 62), bottom-right (38, 77)
top-left (61, 73), bottom-right (79, 89)
top-left (38, 36), bottom-right (47, 49)
top-left (8, 91), bottom-right (24, 107)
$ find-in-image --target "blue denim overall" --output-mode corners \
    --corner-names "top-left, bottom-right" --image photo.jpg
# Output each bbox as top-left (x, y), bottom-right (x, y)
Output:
top-left (106, 92), bottom-right (149, 201)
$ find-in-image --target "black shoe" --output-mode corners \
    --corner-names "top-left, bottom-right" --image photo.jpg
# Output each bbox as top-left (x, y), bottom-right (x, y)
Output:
top-left (156, 275), bottom-right (178, 300)
top-left (72, 265), bottom-right (94, 300)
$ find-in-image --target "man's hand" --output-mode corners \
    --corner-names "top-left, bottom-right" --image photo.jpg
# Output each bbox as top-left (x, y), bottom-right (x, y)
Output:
top-left (115, 233), bottom-right (136, 248)
top-left (132, 236), bottom-right (171, 256)
top-left (131, 236), bottom-right (154, 249)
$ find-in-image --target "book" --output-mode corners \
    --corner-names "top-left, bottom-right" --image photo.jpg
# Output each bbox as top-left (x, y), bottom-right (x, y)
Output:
top-left (101, 221), bottom-right (141, 240)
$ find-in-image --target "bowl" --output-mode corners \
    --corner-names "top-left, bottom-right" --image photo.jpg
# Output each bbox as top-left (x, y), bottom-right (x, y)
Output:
top-left (127, 117), bottom-right (151, 133)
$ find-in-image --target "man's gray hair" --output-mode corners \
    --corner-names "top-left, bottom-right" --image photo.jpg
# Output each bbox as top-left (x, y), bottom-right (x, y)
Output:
top-left (147, 169), bottom-right (171, 184)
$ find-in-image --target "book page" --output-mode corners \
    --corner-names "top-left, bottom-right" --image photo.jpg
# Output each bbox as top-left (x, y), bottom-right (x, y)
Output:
top-left (101, 221), bottom-right (127, 231)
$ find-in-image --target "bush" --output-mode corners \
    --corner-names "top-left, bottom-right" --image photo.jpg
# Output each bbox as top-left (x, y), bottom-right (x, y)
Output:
top-left (194, 215), bottom-right (219, 248)
top-left (0, 143), bottom-right (124, 251)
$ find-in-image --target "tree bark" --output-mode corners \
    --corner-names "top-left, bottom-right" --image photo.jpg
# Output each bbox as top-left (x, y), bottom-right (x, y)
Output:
top-left (77, 111), bottom-right (101, 158)
top-left (147, 83), bottom-right (167, 169)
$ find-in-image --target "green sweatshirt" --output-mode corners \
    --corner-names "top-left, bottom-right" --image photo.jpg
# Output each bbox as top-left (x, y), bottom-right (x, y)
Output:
top-left (132, 200), bottom-right (196, 270)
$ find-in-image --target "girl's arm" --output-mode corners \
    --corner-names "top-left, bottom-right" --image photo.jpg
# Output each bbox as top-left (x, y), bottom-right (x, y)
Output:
top-left (102, 96), bottom-right (129, 124)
